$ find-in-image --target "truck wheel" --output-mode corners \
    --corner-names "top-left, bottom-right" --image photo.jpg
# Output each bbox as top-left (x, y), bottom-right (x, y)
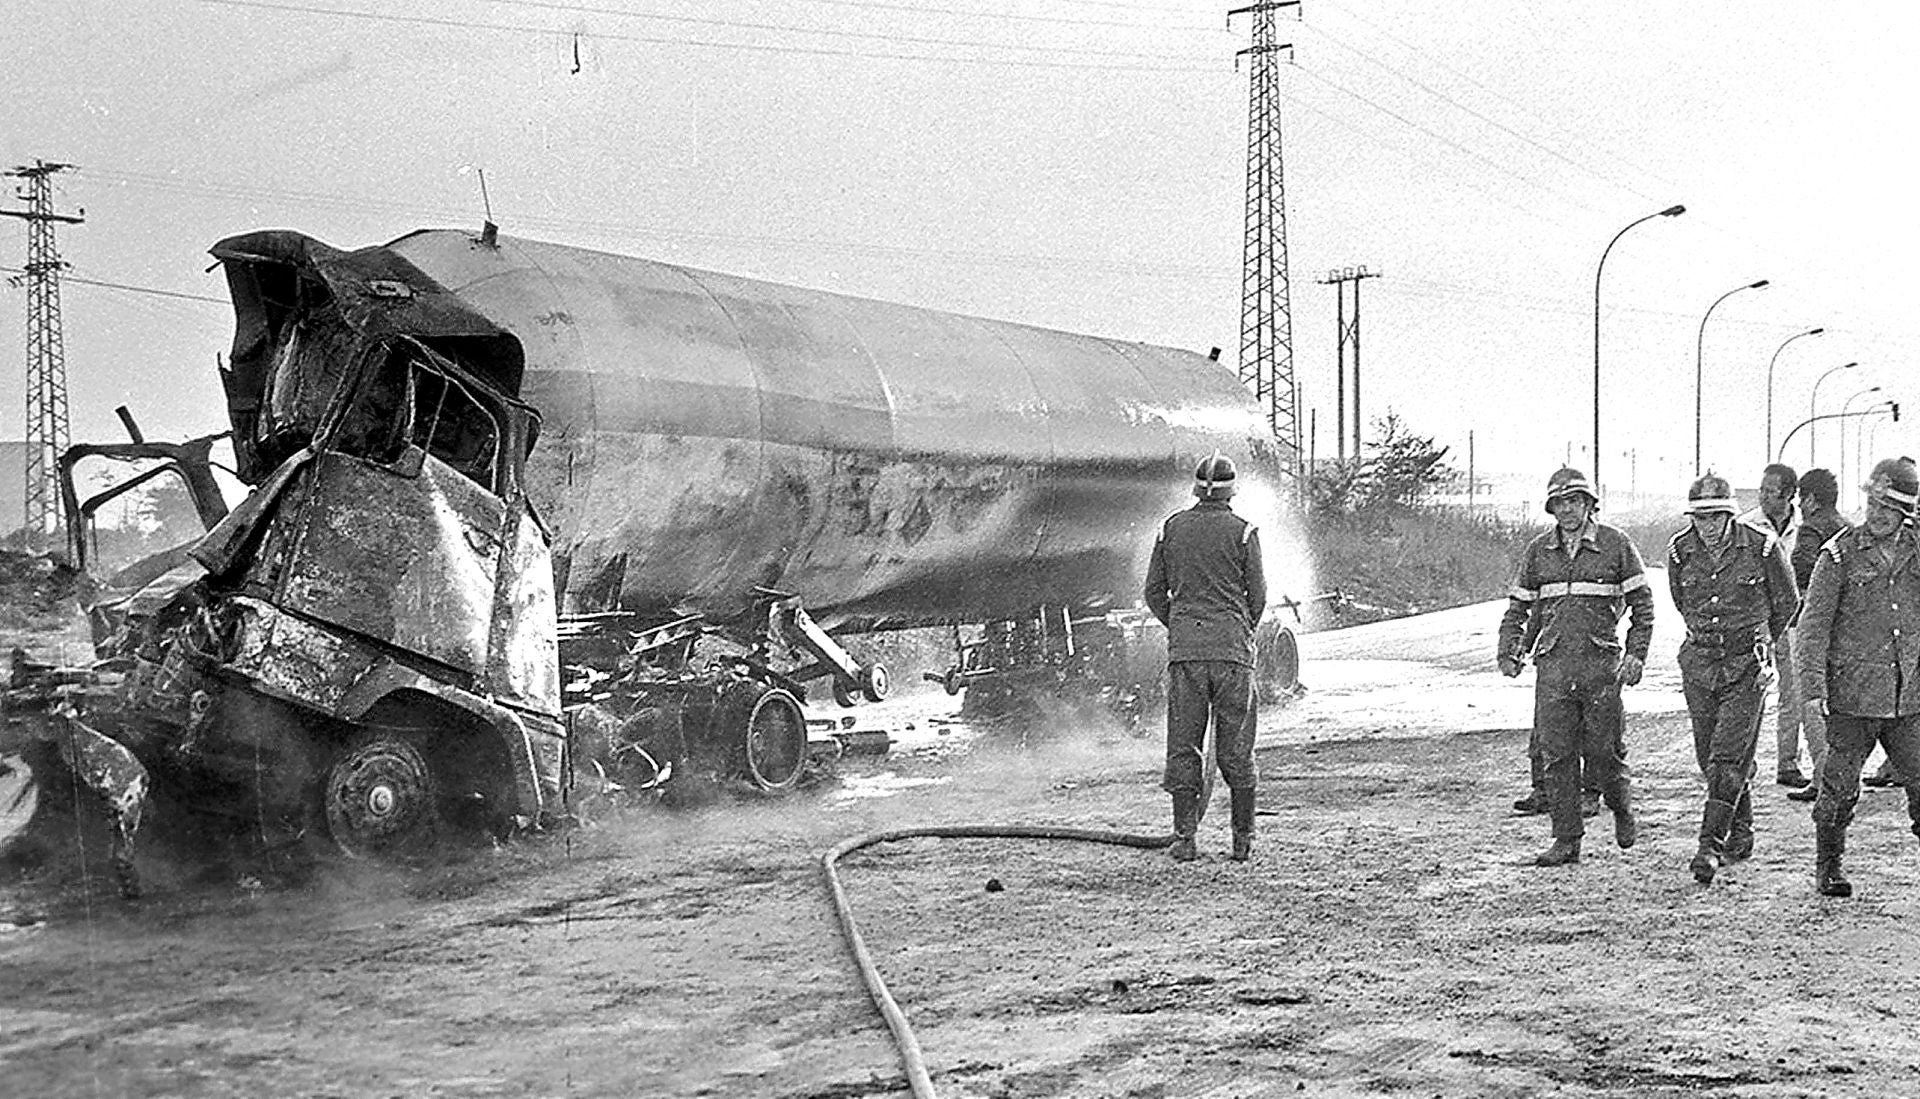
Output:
top-left (859, 662), bottom-right (890, 703)
top-left (716, 683), bottom-right (807, 792)
top-left (831, 677), bottom-right (857, 708)
top-left (1255, 623), bottom-right (1300, 701)
top-left (324, 732), bottom-right (441, 859)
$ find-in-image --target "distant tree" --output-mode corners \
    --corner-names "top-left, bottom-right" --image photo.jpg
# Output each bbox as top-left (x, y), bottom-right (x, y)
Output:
top-left (1357, 410), bottom-right (1452, 511)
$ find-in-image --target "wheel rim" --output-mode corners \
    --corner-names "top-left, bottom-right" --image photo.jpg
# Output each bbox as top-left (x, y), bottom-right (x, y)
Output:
top-left (860, 662), bottom-right (891, 703)
top-left (325, 735), bottom-right (438, 859)
top-left (741, 689), bottom-right (807, 791)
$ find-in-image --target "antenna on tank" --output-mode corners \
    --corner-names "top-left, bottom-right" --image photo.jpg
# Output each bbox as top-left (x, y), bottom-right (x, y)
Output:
top-left (472, 166), bottom-right (499, 248)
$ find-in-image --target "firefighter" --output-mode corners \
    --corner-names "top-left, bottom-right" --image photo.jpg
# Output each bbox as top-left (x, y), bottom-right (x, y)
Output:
top-left (1670, 473), bottom-right (1798, 884)
top-left (1796, 457), bottom-right (1920, 897)
top-left (1145, 452), bottom-right (1268, 862)
top-left (1497, 467), bottom-right (1655, 866)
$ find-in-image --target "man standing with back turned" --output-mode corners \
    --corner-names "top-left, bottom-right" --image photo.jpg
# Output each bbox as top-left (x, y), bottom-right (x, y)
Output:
top-left (1146, 452), bottom-right (1268, 863)
top-left (1498, 467), bottom-right (1655, 866)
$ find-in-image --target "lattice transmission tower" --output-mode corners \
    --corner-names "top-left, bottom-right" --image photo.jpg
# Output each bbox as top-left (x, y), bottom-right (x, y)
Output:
top-left (1230, 2), bottom-right (1301, 489)
top-left (2, 161), bottom-right (83, 550)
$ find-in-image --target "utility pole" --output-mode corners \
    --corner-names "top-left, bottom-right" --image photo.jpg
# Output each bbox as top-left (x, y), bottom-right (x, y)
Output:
top-left (1319, 265), bottom-right (1379, 461)
top-left (1230, 1), bottom-right (1301, 497)
top-left (1, 161), bottom-right (83, 551)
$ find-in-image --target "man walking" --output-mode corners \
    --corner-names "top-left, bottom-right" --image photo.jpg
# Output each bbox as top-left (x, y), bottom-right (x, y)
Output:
top-left (1796, 457), bottom-right (1920, 897)
top-left (1739, 463), bottom-right (1808, 789)
top-left (1498, 467), bottom-right (1655, 866)
top-left (1786, 468), bottom-right (1848, 803)
top-left (1145, 452), bottom-right (1268, 863)
top-left (1670, 474), bottom-right (1798, 883)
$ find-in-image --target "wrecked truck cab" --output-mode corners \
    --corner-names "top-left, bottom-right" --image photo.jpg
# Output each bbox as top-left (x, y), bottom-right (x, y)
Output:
top-left (196, 233), bottom-right (565, 857)
top-left (8, 235), bottom-right (569, 888)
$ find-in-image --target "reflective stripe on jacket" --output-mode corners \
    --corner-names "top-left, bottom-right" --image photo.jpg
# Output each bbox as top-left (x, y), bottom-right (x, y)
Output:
top-left (1498, 521), bottom-right (1654, 664)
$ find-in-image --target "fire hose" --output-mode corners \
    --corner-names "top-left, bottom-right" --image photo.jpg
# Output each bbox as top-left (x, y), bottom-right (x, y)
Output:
top-left (821, 824), bottom-right (1175, 1099)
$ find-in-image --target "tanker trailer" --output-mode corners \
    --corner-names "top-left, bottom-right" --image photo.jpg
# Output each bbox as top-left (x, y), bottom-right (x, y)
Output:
top-left (3, 224), bottom-right (1297, 886)
top-left (368, 228), bottom-right (1298, 742)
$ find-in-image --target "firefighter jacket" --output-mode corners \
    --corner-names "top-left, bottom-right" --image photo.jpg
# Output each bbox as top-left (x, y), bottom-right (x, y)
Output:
top-left (1667, 521), bottom-right (1798, 687)
top-left (1145, 500), bottom-right (1267, 666)
top-left (1791, 503), bottom-right (1849, 592)
top-left (1797, 524), bottom-right (1920, 717)
top-left (1498, 521), bottom-right (1654, 665)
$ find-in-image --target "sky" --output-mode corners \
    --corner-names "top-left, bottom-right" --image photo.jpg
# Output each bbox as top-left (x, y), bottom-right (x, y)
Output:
top-left (3, 0), bottom-right (1919, 506)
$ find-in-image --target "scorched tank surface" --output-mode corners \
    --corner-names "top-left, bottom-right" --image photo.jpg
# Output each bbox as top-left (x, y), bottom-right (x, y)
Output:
top-left (382, 229), bottom-right (1281, 628)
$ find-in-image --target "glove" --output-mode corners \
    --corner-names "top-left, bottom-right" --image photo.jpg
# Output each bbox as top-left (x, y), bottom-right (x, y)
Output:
top-left (1497, 654), bottom-right (1522, 678)
top-left (1618, 654), bottom-right (1645, 687)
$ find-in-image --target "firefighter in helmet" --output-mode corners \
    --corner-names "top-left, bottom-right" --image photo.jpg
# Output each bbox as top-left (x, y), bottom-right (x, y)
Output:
top-left (1145, 452), bottom-right (1268, 862)
top-left (1796, 456), bottom-right (1920, 897)
top-left (1497, 467), bottom-right (1655, 866)
top-left (1668, 472), bottom-right (1798, 884)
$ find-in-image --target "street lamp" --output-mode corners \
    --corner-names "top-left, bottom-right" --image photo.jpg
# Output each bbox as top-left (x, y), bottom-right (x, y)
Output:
top-left (1594, 204), bottom-right (1686, 493)
top-left (1810, 361), bottom-right (1860, 468)
top-left (1842, 386), bottom-right (1884, 510)
top-left (1696, 278), bottom-right (1769, 474)
top-left (1765, 326), bottom-right (1824, 465)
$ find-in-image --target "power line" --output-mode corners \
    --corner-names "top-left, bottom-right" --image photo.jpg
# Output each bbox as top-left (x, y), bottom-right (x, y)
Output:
top-left (533, 0), bottom-right (1221, 33)
top-left (1, 265), bottom-right (227, 305)
top-left (1290, 62), bottom-right (1604, 218)
top-left (1299, 18), bottom-right (1662, 207)
top-left (1313, 0), bottom-right (1685, 199)
top-left (186, 0), bottom-right (1225, 70)
top-left (77, 166), bottom-right (1239, 283)
top-left (472, 0), bottom-right (1220, 60)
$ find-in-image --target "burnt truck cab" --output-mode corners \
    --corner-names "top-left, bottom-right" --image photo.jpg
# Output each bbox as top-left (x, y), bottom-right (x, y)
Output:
top-left (16, 233), bottom-right (567, 876)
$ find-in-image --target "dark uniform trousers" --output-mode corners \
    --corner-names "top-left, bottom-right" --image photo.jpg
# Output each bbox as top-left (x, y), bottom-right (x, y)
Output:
top-left (1163, 661), bottom-right (1257, 795)
top-left (1813, 714), bottom-right (1920, 834)
top-left (1536, 650), bottom-right (1629, 839)
top-left (1683, 674), bottom-right (1764, 806)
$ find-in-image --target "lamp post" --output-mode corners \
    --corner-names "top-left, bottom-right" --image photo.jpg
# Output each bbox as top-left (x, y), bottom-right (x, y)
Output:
top-left (1810, 361), bottom-right (1860, 468)
top-left (1841, 385), bottom-right (1883, 507)
top-left (1695, 278), bottom-right (1769, 474)
top-left (1765, 326), bottom-right (1824, 465)
top-left (1594, 204), bottom-right (1686, 493)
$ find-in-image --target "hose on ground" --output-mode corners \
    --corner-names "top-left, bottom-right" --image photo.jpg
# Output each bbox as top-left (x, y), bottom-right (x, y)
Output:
top-left (821, 824), bottom-right (1174, 1099)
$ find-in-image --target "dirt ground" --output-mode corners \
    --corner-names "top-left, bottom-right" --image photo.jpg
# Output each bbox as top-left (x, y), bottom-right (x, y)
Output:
top-left (7, 597), bottom-right (1920, 1098)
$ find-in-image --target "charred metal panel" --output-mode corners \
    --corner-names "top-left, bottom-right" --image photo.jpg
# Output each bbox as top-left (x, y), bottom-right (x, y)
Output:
top-left (275, 451), bottom-right (502, 677)
top-left (381, 230), bottom-right (1275, 628)
top-left (488, 504), bottom-right (561, 712)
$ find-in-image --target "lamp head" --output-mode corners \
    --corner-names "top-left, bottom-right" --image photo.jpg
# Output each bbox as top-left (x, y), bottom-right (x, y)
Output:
top-left (1750, 279), bottom-right (1770, 289)
top-left (1661, 204), bottom-right (1686, 216)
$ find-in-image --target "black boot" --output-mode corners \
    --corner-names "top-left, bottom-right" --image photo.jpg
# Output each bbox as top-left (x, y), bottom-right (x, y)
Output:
top-left (1229, 787), bottom-right (1256, 862)
top-left (1512, 788), bottom-right (1549, 814)
top-left (1725, 786), bottom-right (1754, 861)
top-left (1691, 798), bottom-right (1735, 885)
top-left (1169, 793), bottom-right (1200, 862)
top-left (1533, 836), bottom-right (1581, 866)
top-left (1814, 822), bottom-right (1852, 897)
top-left (1606, 782), bottom-right (1638, 849)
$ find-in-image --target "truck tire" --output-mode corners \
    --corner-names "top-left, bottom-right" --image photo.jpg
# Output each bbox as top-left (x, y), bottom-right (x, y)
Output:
top-left (1255, 622), bottom-right (1300, 702)
top-left (324, 732), bottom-right (441, 859)
top-left (714, 682), bottom-right (808, 792)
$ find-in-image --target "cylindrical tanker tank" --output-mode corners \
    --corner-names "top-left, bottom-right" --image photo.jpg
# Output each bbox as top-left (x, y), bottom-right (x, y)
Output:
top-left (382, 229), bottom-right (1282, 628)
